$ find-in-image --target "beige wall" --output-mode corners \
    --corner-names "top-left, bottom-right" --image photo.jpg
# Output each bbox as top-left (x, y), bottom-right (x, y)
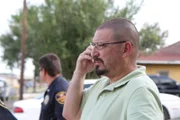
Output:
top-left (138, 64), bottom-right (180, 82)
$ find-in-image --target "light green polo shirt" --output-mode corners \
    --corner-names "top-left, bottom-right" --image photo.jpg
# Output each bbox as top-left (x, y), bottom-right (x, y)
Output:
top-left (80, 66), bottom-right (163, 120)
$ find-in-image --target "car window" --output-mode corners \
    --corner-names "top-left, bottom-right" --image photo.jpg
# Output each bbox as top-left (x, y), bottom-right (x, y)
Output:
top-left (149, 75), bottom-right (176, 85)
top-left (159, 77), bottom-right (176, 84)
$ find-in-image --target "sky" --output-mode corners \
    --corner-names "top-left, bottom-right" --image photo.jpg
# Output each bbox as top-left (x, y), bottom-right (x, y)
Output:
top-left (0, 0), bottom-right (180, 77)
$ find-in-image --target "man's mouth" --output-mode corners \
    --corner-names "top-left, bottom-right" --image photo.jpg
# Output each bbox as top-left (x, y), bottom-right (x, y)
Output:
top-left (93, 57), bottom-right (104, 64)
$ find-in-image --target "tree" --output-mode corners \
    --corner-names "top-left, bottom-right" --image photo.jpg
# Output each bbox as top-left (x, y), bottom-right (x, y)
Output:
top-left (19, 0), bottom-right (27, 100)
top-left (0, 0), bottom-right (143, 79)
top-left (139, 23), bottom-right (168, 53)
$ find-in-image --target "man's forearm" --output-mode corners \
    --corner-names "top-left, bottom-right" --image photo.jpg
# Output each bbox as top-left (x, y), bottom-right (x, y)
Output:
top-left (63, 72), bottom-right (86, 120)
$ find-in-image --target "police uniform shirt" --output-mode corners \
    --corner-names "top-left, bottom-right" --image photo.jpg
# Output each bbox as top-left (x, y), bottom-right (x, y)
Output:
top-left (39, 76), bottom-right (68, 120)
top-left (0, 100), bottom-right (17, 120)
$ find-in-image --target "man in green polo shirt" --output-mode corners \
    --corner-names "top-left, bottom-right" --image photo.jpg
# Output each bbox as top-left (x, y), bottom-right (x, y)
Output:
top-left (63, 18), bottom-right (163, 120)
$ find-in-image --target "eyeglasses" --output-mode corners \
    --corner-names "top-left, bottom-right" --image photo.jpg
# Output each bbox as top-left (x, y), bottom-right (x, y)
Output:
top-left (90, 41), bottom-right (127, 50)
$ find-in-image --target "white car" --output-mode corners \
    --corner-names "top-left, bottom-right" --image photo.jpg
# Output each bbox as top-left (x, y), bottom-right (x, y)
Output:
top-left (160, 93), bottom-right (180, 120)
top-left (13, 94), bottom-right (43, 120)
top-left (13, 79), bottom-right (180, 120)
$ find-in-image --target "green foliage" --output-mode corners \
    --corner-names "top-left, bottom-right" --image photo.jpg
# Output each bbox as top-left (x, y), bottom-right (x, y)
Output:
top-left (139, 23), bottom-right (168, 53)
top-left (0, 0), bottom-right (143, 79)
top-left (0, 34), bottom-right (20, 69)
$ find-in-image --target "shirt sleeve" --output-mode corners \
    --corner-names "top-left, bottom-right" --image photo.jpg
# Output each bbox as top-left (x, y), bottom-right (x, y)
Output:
top-left (127, 87), bottom-right (163, 120)
top-left (54, 91), bottom-right (66, 120)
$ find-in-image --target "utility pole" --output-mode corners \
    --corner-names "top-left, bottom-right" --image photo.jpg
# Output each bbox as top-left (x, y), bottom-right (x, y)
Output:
top-left (19, 0), bottom-right (27, 100)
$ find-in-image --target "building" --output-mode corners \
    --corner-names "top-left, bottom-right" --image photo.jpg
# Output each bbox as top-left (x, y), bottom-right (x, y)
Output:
top-left (137, 41), bottom-right (180, 82)
top-left (0, 73), bottom-right (19, 88)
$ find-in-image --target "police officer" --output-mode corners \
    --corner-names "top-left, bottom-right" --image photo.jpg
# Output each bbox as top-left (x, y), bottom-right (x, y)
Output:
top-left (39, 53), bottom-right (69, 120)
top-left (0, 100), bottom-right (17, 120)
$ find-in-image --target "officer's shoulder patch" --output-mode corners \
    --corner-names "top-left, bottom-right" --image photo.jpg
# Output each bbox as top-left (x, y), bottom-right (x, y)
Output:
top-left (55, 91), bottom-right (66, 104)
top-left (0, 99), bottom-right (8, 109)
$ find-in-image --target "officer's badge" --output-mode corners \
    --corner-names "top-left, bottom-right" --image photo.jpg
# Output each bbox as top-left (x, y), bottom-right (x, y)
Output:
top-left (55, 92), bottom-right (66, 104)
top-left (44, 95), bottom-right (49, 105)
top-left (0, 99), bottom-right (7, 109)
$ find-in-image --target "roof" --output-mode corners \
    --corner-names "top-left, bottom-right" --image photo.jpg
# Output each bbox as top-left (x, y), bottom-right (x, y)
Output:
top-left (137, 41), bottom-right (180, 64)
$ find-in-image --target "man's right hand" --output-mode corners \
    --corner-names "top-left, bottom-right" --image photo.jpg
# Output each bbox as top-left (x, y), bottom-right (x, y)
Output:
top-left (75, 46), bottom-right (94, 75)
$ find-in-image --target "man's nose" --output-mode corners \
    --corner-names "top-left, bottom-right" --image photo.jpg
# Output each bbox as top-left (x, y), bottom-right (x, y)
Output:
top-left (91, 46), bottom-right (100, 58)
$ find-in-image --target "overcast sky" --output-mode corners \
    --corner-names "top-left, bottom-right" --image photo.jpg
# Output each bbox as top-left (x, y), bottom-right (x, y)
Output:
top-left (0, 0), bottom-right (180, 77)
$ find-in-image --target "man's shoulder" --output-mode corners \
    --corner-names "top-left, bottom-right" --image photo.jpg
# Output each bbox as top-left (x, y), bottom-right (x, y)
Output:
top-left (54, 76), bottom-right (69, 85)
top-left (56, 76), bottom-right (68, 89)
top-left (129, 75), bottom-right (155, 86)
top-left (127, 75), bottom-right (159, 93)
top-left (0, 100), bottom-right (17, 120)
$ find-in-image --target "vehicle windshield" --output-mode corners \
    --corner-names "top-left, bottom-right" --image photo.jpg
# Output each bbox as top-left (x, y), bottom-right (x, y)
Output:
top-left (160, 77), bottom-right (175, 84)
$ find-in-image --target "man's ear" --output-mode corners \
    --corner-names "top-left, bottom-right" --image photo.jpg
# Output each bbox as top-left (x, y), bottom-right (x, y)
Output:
top-left (122, 41), bottom-right (132, 57)
top-left (42, 69), bottom-right (47, 76)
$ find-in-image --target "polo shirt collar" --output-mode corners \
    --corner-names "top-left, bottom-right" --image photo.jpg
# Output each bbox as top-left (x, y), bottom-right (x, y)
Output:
top-left (103, 65), bottom-right (146, 91)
